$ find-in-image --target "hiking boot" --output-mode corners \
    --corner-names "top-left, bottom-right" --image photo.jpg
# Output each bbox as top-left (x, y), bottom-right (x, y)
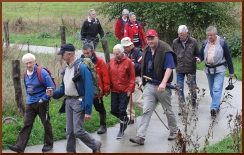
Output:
top-left (93, 141), bottom-right (102, 153)
top-left (191, 102), bottom-right (196, 110)
top-left (129, 136), bottom-right (145, 145)
top-left (210, 109), bottom-right (217, 117)
top-left (97, 113), bottom-right (107, 134)
top-left (128, 120), bottom-right (134, 125)
top-left (8, 145), bottom-right (24, 153)
top-left (168, 132), bottom-right (177, 140)
top-left (42, 145), bottom-right (53, 152)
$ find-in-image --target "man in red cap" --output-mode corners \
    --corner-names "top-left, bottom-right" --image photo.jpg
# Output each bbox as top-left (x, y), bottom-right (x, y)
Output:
top-left (129, 30), bottom-right (178, 145)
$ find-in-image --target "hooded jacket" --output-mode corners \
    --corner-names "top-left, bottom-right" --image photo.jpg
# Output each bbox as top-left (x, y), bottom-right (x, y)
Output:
top-left (81, 53), bottom-right (110, 97)
top-left (53, 58), bottom-right (94, 115)
top-left (115, 16), bottom-right (129, 40)
top-left (124, 20), bottom-right (147, 47)
top-left (108, 55), bottom-right (135, 93)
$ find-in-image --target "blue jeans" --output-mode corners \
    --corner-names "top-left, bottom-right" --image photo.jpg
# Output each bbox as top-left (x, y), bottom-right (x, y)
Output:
top-left (206, 72), bottom-right (225, 110)
top-left (110, 92), bottom-right (130, 121)
top-left (176, 73), bottom-right (197, 103)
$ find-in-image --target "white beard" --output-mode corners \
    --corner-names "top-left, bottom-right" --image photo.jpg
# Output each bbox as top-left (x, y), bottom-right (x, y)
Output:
top-left (27, 70), bottom-right (34, 76)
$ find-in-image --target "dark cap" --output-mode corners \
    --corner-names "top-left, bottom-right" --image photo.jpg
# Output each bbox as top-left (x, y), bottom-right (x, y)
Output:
top-left (57, 43), bottom-right (75, 55)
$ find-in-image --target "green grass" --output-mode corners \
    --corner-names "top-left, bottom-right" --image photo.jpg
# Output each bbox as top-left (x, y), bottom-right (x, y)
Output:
top-left (2, 2), bottom-right (97, 21)
top-left (199, 136), bottom-right (242, 153)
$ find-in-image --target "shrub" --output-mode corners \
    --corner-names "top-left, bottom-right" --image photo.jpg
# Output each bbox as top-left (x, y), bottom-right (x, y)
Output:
top-left (223, 29), bottom-right (242, 57)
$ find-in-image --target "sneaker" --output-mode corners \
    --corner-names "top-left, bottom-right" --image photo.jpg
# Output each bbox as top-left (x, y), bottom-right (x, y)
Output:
top-left (129, 136), bottom-right (145, 145)
top-left (42, 145), bottom-right (53, 152)
top-left (8, 145), bottom-right (24, 153)
top-left (128, 120), bottom-right (134, 125)
top-left (168, 132), bottom-right (177, 140)
top-left (93, 141), bottom-right (102, 153)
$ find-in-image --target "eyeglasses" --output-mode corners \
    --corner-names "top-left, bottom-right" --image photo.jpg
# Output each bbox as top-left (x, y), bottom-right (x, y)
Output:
top-left (178, 34), bottom-right (188, 37)
top-left (24, 61), bottom-right (35, 66)
top-left (146, 37), bottom-right (156, 41)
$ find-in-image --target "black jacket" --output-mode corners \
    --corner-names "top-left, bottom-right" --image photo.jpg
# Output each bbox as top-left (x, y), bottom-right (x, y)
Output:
top-left (80, 17), bottom-right (104, 40)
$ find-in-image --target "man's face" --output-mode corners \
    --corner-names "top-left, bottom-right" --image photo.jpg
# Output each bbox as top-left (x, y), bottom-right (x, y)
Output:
top-left (83, 49), bottom-right (93, 58)
top-left (122, 14), bottom-right (128, 19)
top-left (146, 36), bottom-right (158, 48)
top-left (89, 11), bottom-right (96, 19)
top-left (206, 30), bottom-right (217, 43)
top-left (123, 45), bottom-right (133, 52)
top-left (129, 14), bottom-right (136, 22)
top-left (113, 49), bottom-right (123, 60)
top-left (61, 52), bottom-right (72, 64)
top-left (23, 57), bottom-right (36, 72)
top-left (178, 31), bottom-right (188, 42)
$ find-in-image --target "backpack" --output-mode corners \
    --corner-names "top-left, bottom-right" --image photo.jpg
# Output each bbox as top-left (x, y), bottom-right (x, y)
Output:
top-left (24, 67), bottom-right (56, 90)
top-left (77, 58), bottom-right (101, 96)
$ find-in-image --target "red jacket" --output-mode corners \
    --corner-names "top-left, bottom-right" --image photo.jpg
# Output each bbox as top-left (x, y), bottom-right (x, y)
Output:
top-left (115, 16), bottom-right (129, 40)
top-left (94, 54), bottom-right (110, 97)
top-left (108, 55), bottom-right (135, 93)
top-left (124, 20), bottom-right (147, 47)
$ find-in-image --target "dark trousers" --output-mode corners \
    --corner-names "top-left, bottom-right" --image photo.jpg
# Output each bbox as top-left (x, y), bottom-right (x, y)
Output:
top-left (93, 97), bottom-right (106, 114)
top-left (15, 101), bottom-right (53, 151)
top-left (110, 92), bottom-right (130, 121)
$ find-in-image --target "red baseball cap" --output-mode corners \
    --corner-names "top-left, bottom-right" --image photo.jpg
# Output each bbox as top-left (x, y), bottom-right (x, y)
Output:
top-left (146, 30), bottom-right (158, 37)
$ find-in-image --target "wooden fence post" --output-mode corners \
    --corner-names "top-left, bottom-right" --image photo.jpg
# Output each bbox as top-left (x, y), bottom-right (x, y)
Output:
top-left (60, 26), bottom-right (66, 45)
top-left (3, 21), bottom-right (10, 48)
top-left (101, 39), bottom-right (110, 65)
top-left (12, 60), bottom-right (25, 117)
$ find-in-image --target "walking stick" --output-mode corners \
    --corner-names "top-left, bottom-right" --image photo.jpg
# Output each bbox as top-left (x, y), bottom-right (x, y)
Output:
top-left (129, 94), bottom-right (133, 122)
top-left (154, 109), bottom-right (169, 130)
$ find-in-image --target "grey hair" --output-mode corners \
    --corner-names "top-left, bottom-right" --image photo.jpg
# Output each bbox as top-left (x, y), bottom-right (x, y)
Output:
top-left (22, 53), bottom-right (36, 63)
top-left (206, 26), bottom-right (217, 34)
top-left (178, 25), bottom-right (188, 33)
top-left (113, 44), bottom-right (124, 53)
top-left (88, 9), bottom-right (95, 15)
top-left (83, 43), bottom-right (94, 51)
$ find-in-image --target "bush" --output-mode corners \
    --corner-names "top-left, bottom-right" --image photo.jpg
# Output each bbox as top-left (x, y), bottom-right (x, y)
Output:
top-left (224, 29), bottom-right (242, 57)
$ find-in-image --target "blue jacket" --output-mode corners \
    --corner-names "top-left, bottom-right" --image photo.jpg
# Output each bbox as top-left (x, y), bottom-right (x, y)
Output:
top-left (24, 65), bottom-right (55, 104)
top-left (53, 58), bottom-right (94, 115)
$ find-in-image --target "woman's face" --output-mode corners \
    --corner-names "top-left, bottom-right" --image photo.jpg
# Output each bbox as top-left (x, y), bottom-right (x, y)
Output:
top-left (130, 14), bottom-right (136, 22)
top-left (113, 49), bottom-right (123, 60)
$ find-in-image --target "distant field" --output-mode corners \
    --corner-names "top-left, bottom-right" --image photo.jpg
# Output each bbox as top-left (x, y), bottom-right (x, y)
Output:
top-left (2, 2), bottom-right (98, 20)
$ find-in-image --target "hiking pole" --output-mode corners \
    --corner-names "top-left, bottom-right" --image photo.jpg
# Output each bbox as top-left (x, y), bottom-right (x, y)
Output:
top-left (43, 100), bottom-right (49, 153)
top-left (153, 109), bottom-right (169, 130)
top-left (129, 94), bottom-right (133, 123)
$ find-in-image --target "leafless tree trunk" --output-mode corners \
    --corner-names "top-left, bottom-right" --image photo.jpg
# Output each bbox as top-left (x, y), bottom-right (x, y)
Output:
top-left (12, 60), bottom-right (25, 117)
top-left (3, 21), bottom-right (10, 48)
top-left (60, 26), bottom-right (66, 45)
top-left (101, 39), bottom-right (110, 65)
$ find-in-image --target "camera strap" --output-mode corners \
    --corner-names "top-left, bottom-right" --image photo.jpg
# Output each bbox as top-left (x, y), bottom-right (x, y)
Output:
top-left (228, 74), bottom-right (237, 84)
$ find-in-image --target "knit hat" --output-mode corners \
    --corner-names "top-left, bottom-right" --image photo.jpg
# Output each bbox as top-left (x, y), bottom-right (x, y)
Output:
top-left (128, 12), bottom-right (135, 18)
top-left (121, 37), bottom-right (133, 47)
top-left (122, 9), bottom-right (129, 15)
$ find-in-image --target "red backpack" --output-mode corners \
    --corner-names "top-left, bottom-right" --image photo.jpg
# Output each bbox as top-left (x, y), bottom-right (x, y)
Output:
top-left (24, 67), bottom-right (56, 90)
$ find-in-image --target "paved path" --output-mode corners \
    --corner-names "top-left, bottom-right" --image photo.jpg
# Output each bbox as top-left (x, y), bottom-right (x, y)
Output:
top-left (2, 44), bottom-right (242, 153)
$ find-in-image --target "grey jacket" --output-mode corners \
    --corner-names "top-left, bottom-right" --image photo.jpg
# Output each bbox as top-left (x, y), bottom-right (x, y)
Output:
top-left (172, 37), bottom-right (199, 73)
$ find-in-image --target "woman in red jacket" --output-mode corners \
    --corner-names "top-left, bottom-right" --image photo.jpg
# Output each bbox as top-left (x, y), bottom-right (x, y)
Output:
top-left (124, 12), bottom-right (147, 48)
top-left (115, 9), bottom-right (129, 40)
top-left (108, 44), bottom-right (135, 139)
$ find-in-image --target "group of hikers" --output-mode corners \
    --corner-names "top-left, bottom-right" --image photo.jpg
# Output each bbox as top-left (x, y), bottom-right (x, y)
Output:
top-left (7, 8), bottom-right (235, 153)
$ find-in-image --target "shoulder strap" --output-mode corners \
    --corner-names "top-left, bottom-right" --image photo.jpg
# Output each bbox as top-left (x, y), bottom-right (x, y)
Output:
top-left (37, 67), bottom-right (42, 84)
top-left (134, 48), bottom-right (141, 60)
